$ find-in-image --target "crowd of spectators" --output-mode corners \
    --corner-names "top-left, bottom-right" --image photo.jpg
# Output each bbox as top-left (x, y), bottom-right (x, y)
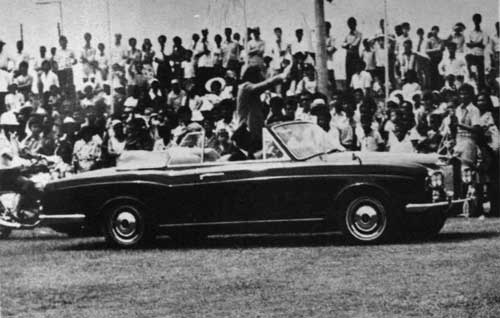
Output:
top-left (0, 13), bottom-right (498, 215)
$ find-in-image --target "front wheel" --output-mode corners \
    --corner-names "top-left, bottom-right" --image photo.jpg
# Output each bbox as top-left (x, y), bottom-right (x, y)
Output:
top-left (339, 195), bottom-right (395, 243)
top-left (103, 202), bottom-right (156, 248)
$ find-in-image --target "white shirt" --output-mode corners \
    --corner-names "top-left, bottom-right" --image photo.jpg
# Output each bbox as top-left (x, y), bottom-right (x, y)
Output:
top-left (55, 48), bottom-right (76, 70)
top-left (438, 55), bottom-right (467, 77)
top-left (290, 38), bottom-right (310, 55)
top-left (110, 44), bottom-right (127, 66)
top-left (0, 69), bottom-right (11, 92)
top-left (194, 40), bottom-right (213, 68)
top-left (326, 35), bottom-right (336, 70)
top-left (388, 131), bottom-right (416, 153)
top-left (350, 71), bottom-right (372, 92)
top-left (270, 38), bottom-right (287, 70)
top-left (467, 29), bottom-right (489, 56)
top-left (356, 127), bottom-right (384, 152)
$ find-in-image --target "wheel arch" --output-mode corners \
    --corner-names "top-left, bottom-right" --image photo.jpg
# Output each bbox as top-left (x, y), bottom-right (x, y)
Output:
top-left (97, 196), bottom-right (147, 218)
top-left (333, 182), bottom-right (393, 212)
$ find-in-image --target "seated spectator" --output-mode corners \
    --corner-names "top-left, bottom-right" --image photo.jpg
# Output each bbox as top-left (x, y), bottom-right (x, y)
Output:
top-left (350, 60), bottom-right (373, 94)
top-left (266, 96), bottom-right (285, 125)
top-left (153, 124), bottom-right (175, 151)
top-left (124, 117), bottom-right (153, 151)
top-left (388, 117), bottom-right (417, 153)
top-left (402, 70), bottom-right (421, 101)
top-left (72, 126), bottom-right (101, 173)
top-left (356, 114), bottom-right (384, 152)
top-left (417, 113), bottom-right (443, 153)
top-left (167, 79), bottom-right (186, 112)
top-left (295, 64), bottom-right (318, 95)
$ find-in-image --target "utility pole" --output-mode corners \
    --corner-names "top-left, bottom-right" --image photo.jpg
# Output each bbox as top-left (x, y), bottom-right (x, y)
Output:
top-left (314, 0), bottom-right (329, 96)
top-left (20, 24), bottom-right (24, 42)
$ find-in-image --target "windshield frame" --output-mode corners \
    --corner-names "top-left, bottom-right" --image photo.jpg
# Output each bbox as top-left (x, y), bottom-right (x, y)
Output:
top-left (268, 121), bottom-right (329, 161)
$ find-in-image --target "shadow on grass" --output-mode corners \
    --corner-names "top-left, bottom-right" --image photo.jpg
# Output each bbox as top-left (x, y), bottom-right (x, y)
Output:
top-left (59, 230), bottom-right (500, 251)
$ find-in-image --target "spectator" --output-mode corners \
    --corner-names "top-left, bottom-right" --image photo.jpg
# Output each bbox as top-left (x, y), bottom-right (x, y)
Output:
top-left (466, 14), bottom-right (488, 88)
top-left (438, 42), bottom-right (468, 78)
top-left (350, 60), bottom-right (372, 94)
top-left (342, 17), bottom-right (363, 87)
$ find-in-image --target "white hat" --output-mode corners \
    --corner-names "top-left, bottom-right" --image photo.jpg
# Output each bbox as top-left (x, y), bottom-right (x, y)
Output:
top-left (0, 111), bottom-right (19, 126)
top-left (311, 98), bottom-right (326, 108)
top-left (63, 116), bottom-right (76, 124)
top-left (205, 77), bottom-right (226, 93)
top-left (124, 96), bottom-right (138, 108)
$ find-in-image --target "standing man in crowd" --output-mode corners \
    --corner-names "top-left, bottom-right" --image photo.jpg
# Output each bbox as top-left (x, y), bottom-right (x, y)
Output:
top-left (80, 32), bottom-right (96, 76)
top-left (426, 26), bottom-right (444, 89)
top-left (270, 27), bottom-right (286, 76)
top-left (325, 21), bottom-right (337, 90)
top-left (110, 33), bottom-right (127, 67)
top-left (466, 14), bottom-right (489, 89)
top-left (222, 27), bottom-right (240, 75)
top-left (55, 36), bottom-right (76, 96)
top-left (194, 29), bottom-right (213, 93)
top-left (342, 17), bottom-right (362, 88)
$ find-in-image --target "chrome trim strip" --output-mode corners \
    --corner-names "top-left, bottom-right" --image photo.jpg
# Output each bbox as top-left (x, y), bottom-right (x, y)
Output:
top-left (405, 199), bottom-right (467, 213)
top-left (39, 214), bottom-right (86, 223)
top-left (158, 217), bottom-right (325, 228)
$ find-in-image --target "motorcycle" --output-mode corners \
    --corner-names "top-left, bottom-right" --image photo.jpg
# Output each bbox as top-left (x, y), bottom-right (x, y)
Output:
top-left (0, 155), bottom-right (71, 238)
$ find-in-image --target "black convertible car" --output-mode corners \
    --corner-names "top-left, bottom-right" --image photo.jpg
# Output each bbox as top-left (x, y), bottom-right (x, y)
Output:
top-left (40, 121), bottom-right (466, 248)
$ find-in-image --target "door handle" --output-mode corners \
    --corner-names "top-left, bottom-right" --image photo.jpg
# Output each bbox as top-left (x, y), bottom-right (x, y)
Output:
top-left (199, 172), bottom-right (225, 180)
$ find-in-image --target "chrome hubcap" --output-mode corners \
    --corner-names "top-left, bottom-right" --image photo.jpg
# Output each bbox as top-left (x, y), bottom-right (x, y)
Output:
top-left (347, 201), bottom-right (386, 241)
top-left (112, 210), bottom-right (138, 241)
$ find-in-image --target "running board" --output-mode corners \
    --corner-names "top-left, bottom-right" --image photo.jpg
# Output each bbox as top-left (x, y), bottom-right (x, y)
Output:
top-left (159, 217), bottom-right (325, 228)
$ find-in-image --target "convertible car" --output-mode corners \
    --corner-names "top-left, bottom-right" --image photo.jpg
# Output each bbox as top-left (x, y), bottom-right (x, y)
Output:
top-left (40, 121), bottom-right (466, 248)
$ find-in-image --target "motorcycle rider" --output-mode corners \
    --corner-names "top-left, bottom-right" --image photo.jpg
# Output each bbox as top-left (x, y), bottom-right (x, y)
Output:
top-left (0, 113), bottom-right (44, 219)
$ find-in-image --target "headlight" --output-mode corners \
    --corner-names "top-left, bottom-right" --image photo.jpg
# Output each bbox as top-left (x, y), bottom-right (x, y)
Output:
top-left (428, 170), bottom-right (444, 188)
top-left (461, 167), bottom-right (474, 184)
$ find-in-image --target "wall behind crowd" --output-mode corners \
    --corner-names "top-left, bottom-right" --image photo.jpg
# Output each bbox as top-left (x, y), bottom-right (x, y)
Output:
top-left (0, 0), bottom-right (497, 79)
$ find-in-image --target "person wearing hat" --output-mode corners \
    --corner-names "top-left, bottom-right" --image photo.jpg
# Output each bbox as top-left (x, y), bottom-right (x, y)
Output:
top-left (0, 111), bottom-right (20, 157)
top-left (200, 77), bottom-right (225, 111)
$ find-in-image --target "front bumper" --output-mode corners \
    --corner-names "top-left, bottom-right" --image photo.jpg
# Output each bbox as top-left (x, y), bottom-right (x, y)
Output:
top-left (405, 199), bottom-right (468, 214)
top-left (38, 214), bottom-right (86, 224)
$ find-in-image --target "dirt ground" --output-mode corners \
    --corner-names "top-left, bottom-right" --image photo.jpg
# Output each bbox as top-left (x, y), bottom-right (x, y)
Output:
top-left (1, 217), bottom-right (500, 318)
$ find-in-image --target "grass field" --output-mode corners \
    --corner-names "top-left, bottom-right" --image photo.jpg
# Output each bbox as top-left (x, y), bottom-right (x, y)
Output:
top-left (1, 218), bottom-right (500, 318)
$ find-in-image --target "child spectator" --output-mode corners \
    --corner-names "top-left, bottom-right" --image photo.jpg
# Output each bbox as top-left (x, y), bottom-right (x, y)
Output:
top-left (356, 114), bottom-right (384, 151)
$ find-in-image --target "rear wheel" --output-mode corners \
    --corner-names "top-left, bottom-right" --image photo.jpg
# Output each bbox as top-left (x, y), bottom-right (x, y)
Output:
top-left (339, 195), bottom-right (395, 243)
top-left (103, 202), bottom-right (156, 248)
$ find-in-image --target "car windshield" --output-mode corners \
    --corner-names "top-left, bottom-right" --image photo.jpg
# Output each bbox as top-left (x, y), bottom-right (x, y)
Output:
top-left (271, 122), bottom-right (340, 160)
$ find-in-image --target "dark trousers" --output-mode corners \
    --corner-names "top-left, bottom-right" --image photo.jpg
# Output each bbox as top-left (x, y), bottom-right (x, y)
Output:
top-left (57, 68), bottom-right (75, 95)
top-left (466, 55), bottom-right (485, 88)
top-left (0, 92), bottom-right (6, 114)
top-left (428, 53), bottom-right (443, 90)
top-left (345, 53), bottom-right (360, 88)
